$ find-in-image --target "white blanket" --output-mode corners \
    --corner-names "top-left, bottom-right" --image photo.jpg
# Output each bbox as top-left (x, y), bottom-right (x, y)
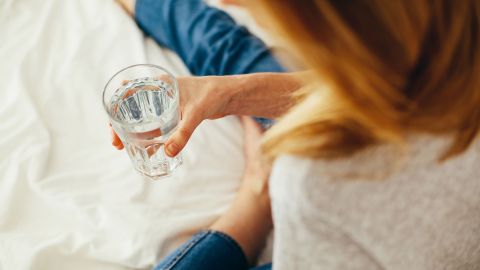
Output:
top-left (0, 0), bottom-right (266, 269)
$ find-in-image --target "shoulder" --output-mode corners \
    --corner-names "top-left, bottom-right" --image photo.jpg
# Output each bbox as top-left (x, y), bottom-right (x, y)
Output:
top-left (269, 136), bottom-right (480, 269)
top-left (270, 133), bottom-right (479, 182)
top-left (271, 141), bottom-right (401, 184)
top-left (269, 134), bottom-right (480, 211)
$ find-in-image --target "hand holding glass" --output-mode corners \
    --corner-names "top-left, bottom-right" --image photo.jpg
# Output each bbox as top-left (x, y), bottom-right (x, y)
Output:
top-left (103, 64), bottom-right (182, 180)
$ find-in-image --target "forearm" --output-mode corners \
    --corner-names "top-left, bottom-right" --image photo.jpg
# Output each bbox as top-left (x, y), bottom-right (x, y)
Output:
top-left (226, 72), bottom-right (304, 118)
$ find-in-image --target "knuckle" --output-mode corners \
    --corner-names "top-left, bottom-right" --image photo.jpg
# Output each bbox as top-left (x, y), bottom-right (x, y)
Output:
top-left (178, 128), bottom-right (192, 140)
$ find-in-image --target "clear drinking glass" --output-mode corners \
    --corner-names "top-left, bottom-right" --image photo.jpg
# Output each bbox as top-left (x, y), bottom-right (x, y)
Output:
top-left (103, 64), bottom-right (182, 180)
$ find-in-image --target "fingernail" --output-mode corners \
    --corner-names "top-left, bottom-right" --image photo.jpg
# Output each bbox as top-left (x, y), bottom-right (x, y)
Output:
top-left (166, 143), bottom-right (179, 157)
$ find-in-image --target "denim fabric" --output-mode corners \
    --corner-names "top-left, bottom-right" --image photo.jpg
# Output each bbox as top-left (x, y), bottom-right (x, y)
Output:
top-left (135, 0), bottom-right (284, 128)
top-left (153, 231), bottom-right (271, 270)
top-left (135, 0), bottom-right (285, 76)
top-left (251, 264), bottom-right (273, 270)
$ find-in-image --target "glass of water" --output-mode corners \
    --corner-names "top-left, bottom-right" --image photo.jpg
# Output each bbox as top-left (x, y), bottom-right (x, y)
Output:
top-left (103, 64), bottom-right (182, 180)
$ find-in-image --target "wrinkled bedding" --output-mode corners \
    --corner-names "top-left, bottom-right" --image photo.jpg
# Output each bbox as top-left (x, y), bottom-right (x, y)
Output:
top-left (0, 0), bottom-right (265, 269)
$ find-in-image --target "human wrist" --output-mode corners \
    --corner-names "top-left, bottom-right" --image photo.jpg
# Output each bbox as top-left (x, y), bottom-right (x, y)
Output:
top-left (224, 72), bottom-right (303, 118)
top-left (224, 74), bottom-right (260, 116)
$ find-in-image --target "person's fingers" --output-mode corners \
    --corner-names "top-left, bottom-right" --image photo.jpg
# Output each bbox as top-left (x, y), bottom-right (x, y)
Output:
top-left (241, 116), bottom-right (263, 136)
top-left (113, 139), bottom-right (124, 150)
top-left (240, 116), bottom-right (264, 159)
top-left (110, 125), bottom-right (124, 150)
top-left (164, 110), bottom-right (202, 157)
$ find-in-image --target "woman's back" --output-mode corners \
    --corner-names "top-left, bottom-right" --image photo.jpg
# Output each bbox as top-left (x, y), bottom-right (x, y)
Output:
top-left (270, 135), bottom-right (480, 270)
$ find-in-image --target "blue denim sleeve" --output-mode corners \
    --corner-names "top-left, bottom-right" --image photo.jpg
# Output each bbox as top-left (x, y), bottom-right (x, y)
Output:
top-left (135, 0), bottom-right (285, 76)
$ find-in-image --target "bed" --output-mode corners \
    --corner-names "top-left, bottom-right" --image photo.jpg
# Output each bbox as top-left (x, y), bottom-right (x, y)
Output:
top-left (0, 0), bottom-right (271, 269)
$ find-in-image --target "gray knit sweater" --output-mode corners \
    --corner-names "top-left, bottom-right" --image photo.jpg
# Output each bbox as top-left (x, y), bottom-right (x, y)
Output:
top-left (270, 135), bottom-right (480, 269)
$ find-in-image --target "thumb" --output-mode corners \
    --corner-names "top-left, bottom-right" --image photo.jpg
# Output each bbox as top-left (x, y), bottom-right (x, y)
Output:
top-left (165, 114), bottom-right (201, 157)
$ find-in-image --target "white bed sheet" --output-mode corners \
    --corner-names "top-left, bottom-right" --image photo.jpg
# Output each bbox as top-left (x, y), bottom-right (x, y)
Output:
top-left (0, 0), bottom-right (267, 269)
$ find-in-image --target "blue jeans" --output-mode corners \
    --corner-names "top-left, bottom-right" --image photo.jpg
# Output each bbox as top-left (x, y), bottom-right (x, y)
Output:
top-left (135, 1), bottom-right (279, 269)
top-left (153, 231), bottom-right (271, 270)
top-left (135, 0), bottom-right (284, 129)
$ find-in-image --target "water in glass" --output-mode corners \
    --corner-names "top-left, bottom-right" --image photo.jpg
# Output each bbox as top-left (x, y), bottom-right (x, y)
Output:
top-left (109, 77), bottom-right (182, 179)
